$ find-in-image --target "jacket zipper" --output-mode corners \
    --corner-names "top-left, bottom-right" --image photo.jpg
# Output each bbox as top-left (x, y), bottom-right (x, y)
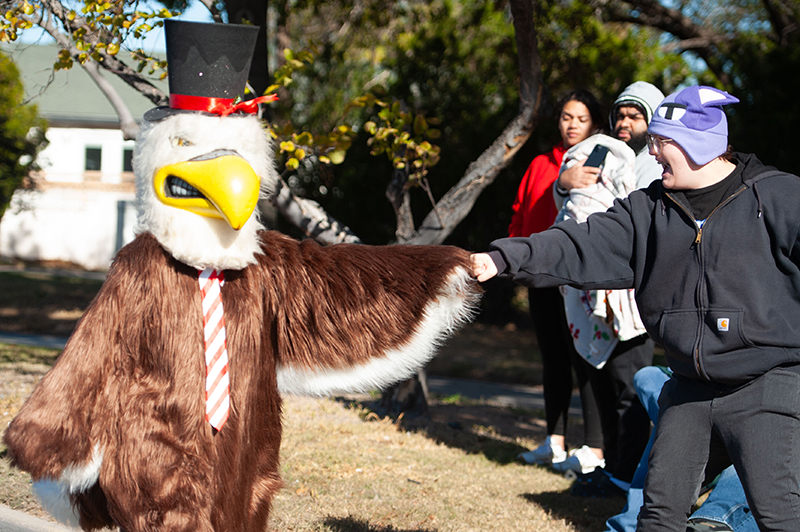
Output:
top-left (664, 187), bottom-right (747, 379)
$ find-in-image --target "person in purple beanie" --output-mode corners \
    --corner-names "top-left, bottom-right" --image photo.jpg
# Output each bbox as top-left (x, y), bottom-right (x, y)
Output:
top-left (471, 85), bottom-right (800, 531)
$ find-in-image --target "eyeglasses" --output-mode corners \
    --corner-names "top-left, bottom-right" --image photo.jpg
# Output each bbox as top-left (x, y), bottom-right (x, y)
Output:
top-left (645, 134), bottom-right (673, 156)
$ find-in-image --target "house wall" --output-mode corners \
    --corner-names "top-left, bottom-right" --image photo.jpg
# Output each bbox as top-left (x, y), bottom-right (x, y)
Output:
top-left (0, 126), bottom-right (138, 271)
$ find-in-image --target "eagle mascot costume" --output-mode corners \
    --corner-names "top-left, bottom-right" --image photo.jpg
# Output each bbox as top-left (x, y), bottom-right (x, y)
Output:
top-left (3, 20), bottom-right (480, 532)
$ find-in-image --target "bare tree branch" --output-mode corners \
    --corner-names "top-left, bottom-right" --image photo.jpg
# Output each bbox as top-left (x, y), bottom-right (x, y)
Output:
top-left (38, 0), bottom-right (168, 107)
top-left (82, 61), bottom-right (141, 139)
top-left (31, 7), bottom-right (139, 138)
top-left (593, 0), bottom-right (733, 87)
top-left (762, 0), bottom-right (800, 46)
top-left (402, 0), bottom-right (542, 246)
top-left (271, 178), bottom-right (362, 245)
top-left (405, 103), bottom-right (539, 245)
top-left (385, 168), bottom-right (415, 243)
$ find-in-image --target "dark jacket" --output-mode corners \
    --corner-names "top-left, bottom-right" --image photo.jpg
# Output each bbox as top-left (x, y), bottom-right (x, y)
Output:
top-left (489, 153), bottom-right (800, 385)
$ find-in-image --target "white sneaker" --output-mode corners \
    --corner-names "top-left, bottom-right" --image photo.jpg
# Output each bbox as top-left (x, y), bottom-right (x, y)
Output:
top-left (552, 445), bottom-right (605, 474)
top-left (518, 435), bottom-right (567, 465)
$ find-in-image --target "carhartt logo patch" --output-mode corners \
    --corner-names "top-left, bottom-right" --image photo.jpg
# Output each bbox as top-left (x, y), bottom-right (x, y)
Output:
top-left (717, 318), bottom-right (730, 332)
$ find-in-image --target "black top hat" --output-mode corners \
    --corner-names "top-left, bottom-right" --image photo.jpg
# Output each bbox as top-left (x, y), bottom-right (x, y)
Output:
top-left (143, 20), bottom-right (260, 121)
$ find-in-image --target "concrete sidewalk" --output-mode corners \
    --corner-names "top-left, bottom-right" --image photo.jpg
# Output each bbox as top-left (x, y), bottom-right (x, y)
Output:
top-left (0, 505), bottom-right (69, 532)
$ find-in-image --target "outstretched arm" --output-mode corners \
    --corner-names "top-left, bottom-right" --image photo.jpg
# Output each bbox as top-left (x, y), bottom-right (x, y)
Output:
top-left (257, 234), bottom-right (481, 397)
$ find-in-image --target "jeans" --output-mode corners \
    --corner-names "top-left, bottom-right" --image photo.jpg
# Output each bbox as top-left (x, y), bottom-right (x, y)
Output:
top-left (604, 366), bottom-right (667, 532)
top-left (690, 466), bottom-right (758, 532)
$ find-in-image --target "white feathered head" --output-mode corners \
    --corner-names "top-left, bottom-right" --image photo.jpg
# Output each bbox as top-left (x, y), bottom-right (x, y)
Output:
top-left (133, 113), bottom-right (278, 270)
top-left (132, 19), bottom-right (280, 271)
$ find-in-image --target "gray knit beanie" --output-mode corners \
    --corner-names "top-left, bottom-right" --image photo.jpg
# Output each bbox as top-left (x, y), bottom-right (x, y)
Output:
top-left (608, 81), bottom-right (665, 128)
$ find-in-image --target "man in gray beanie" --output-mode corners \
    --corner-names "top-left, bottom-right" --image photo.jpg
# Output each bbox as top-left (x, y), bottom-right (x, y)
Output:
top-left (609, 81), bottom-right (665, 188)
top-left (471, 85), bottom-right (800, 531)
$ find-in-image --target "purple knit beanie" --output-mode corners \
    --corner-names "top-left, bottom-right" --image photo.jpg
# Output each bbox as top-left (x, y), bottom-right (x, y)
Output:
top-left (647, 86), bottom-right (739, 165)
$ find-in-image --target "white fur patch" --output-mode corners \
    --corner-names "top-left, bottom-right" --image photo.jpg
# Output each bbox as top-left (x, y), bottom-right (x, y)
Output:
top-left (32, 445), bottom-right (104, 529)
top-left (133, 113), bottom-right (280, 270)
top-left (276, 267), bottom-right (479, 396)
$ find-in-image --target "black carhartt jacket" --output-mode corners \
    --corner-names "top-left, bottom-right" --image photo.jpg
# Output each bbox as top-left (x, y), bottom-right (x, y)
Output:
top-left (489, 153), bottom-right (800, 385)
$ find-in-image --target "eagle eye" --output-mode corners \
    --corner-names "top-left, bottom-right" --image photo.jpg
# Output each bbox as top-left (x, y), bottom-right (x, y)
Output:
top-left (172, 136), bottom-right (193, 148)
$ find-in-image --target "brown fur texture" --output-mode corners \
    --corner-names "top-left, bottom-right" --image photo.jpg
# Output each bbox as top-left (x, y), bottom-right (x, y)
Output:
top-left (4, 230), bottom-right (479, 532)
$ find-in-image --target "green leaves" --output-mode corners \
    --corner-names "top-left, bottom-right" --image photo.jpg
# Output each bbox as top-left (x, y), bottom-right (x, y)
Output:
top-left (357, 91), bottom-right (441, 187)
top-left (267, 46), bottom-right (317, 93)
top-left (0, 50), bottom-right (47, 219)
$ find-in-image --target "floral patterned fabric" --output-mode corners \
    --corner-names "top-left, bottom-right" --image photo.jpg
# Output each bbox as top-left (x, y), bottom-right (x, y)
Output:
top-left (556, 134), bottom-right (647, 368)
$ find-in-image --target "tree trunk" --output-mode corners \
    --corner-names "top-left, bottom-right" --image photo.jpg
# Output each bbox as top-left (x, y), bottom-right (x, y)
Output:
top-left (378, 0), bottom-right (542, 415)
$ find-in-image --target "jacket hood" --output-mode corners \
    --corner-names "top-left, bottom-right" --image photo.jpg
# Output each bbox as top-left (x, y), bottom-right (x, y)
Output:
top-left (736, 152), bottom-right (777, 185)
top-left (609, 81), bottom-right (665, 129)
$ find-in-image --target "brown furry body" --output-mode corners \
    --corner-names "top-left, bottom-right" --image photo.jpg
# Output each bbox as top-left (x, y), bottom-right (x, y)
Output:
top-left (4, 230), bottom-right (477, 531)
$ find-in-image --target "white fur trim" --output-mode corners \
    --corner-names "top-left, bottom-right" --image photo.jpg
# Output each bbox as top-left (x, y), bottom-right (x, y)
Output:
top-left (276, 267), bottom-right (479, 396)
top-left (32, 445), bottom-right (104, 529)
top-left (133, 113), bottom-right (280, 270)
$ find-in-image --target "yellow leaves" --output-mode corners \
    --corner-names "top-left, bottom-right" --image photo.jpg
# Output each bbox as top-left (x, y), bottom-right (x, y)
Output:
top-left (51, 1), bottom-right (178, 70)
top-left (270, 123), bottom-right (354, 171)
top-left (295, 132), bottom-right (313, 146)
top-left (353, 92), bottom-right (442, 185)
top-left (328, 150), bottom-right (346, 165)
top-left (53, 47), bottom-right (74, 70)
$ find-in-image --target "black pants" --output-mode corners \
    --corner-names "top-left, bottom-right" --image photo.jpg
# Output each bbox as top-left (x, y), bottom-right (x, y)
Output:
top-left (638, 369), bottom-right (800, 531)
top-left (587, 333), bottom-right (654, 482)
top-left (529, 287), bottom-right (603, 449)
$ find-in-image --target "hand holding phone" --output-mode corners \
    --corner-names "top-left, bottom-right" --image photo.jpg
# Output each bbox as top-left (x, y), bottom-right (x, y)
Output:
top-left (583, 144), bottom-right (609, 168)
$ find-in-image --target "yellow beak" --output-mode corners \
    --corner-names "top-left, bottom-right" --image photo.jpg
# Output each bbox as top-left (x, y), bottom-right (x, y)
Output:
top-left (153, 150), bottom-right (261, 230)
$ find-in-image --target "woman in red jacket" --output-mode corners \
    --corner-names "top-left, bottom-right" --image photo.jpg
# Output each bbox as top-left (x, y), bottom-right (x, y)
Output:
top-left (512, 89), bottom-right (607, 473)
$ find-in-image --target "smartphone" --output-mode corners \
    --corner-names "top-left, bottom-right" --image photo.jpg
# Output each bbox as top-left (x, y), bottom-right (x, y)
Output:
top-left (583, 144), bottom-right (609, 168)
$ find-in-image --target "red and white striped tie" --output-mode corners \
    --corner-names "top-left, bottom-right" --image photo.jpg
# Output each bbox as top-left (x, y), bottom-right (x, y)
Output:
top-left (199, 268), bottom-right (230, 430)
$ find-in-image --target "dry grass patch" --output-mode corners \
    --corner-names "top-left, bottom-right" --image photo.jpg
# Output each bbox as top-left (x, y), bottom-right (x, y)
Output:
top-left (0, 342), bottom-right (624, 531)
top-left (271, 396), bottom-right (623, 531)
top-left (0, 343), bottom-right (60, 520)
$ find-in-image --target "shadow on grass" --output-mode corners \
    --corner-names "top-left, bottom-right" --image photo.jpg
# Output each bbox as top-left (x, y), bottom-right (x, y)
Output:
top-left (323, 516), bottom-right (435, 532)
top-left (521, 491), bottom-right (626, 532)
top-left (341, 397), bottom-right (538, 466)
top-left (0, 272), bottom-right (103, 336)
